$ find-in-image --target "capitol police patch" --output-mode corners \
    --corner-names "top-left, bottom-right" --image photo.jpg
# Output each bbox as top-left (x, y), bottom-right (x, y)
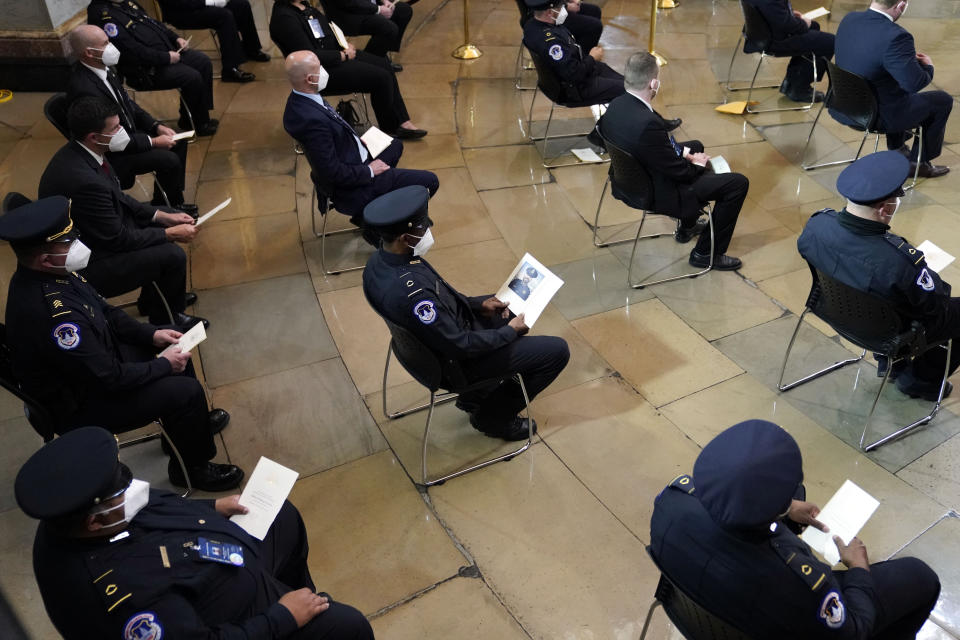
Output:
top-left (917, 267), bottom-right (935, 291)
top-left (123, 611), bottom-right (163, 640)
top-left (817, 591), bottom-right (845, 629)
top-left (548, 44), bottom-right (564, 60)
top-left (413, 300), bottom-right (437, 325)
top-left (52, 322), bottom-right (81, 350)
top-left (104, 22), bottom-right (119, 37)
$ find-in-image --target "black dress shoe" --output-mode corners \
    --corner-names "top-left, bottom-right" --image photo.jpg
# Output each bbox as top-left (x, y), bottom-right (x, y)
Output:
top-left (196, 121), bottom-right (219, 137)
top-left (897, 380), bottom-right (953, 402)
top-left (184, 291), bottom-right (198, 307)
top-left (455, 398), bottom-right (482, 414)
top-left (208, 408), bottom-right (230, 434)
top-left (586, 127), bottom-right (606, 150)
top-left (470, 414), bottom-right (537, 441)
top-left (248, 50), bottom-right (271, 62)
top-left (689, 251), bottom-right (742, 270)
top-left (222, 67), bottom-right (256, 83)
top-left (911, 161), bottom-right (950, 178)
top-left (394, 127), bottom-right (427, 139)
top-left (390, 62), bottom-right (404, 72)
top-left (176, 203), bottom-right (199, 217)
top-left (169, 460), bottom-right (245, 492)
top-left (662, 117), bottom-right (682, 131)
top-left (174, 312), bottom-right (210, 330)
top-left (674, 219), bottom-right (707, 243)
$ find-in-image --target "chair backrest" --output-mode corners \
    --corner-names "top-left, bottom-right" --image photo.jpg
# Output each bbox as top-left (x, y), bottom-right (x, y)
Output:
top-left (514, 0), bottom-right (531, 25)
top-left (2, 192), bottom-right (31, 213)
top-left (603, 136), bottom-right (656, 211)
top-left (44, 93), bottom-right (71, 140)
top-left (308, 169), bottom-right (332, 216)
top-left (739, 0), bottom-right (773, 52)
top-left (823, 61), bottom-right (879, 131)
top-left (646, 547), bottom-right (754, 640)
top-left (383, 318), bottom-right (445, 392)
top-left (525, 46), bottom-right (566, 104)
top-left (0, 323), bottom-right (57, 442)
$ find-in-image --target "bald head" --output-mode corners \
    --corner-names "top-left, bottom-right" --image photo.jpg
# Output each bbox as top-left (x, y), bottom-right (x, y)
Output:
top-left (285, 51), bottom-right (323, 93)
top-left (69, 25), bottom-right (112, 68)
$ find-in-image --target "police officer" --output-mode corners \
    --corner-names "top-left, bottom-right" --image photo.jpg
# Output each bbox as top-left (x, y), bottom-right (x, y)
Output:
top-left (88, 0), bottom-right (219, 136)
top-left (362, 186), bottom-right (570, 441)
top-left (521, 0), bottom-right (624, 106)
top-left (650, 419), bottom-right (940, 638)
top-left (17, 427), bottom-right (375, 640)
top-left (798, 151), bottom-right (960, 400)
top-left (0, 197), bottom-right (242, 491)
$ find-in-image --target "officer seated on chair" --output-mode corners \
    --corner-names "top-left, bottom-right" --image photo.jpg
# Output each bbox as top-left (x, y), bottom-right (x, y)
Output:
top-left (362, 186), bottom-right (570, 441)
top-left (650, 419), bottom-right (940, 639)
top-left (798, 151), bottom-right (960, 402)
top-left (0, 196), bottom-right (243, 492)
top-left (17, 427), bottom-right (374, 640)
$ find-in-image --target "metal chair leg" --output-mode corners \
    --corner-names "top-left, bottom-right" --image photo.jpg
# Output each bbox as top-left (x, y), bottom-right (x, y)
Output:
top-left (151, 171), bottom-right (172, 207)
top-left (381, 346), bottom-right (456, 420)
top-left (118, 424), bottom-right (193, 498)
top-left (800, 103), bottom-right (860, 171)
top-left (515, 44), bottom-right (536, 91)
top-left (777, 309), bottom-right (866, 391)
top-left (638, 600), bottom-right (663, 640)
top-left (627, 209), bottom-right (714, 289)
top-left (593, 176), bottom-right (639, 248)
top-left (313, 189), bottom-right (366, 275)
top-left (903, 126), bottom-right (923, 192)
top-left (745, 53), bottom-right (814, 114)
top-left (152, 281), bottom-right (176, 325)
top-left (724, 33), bottom-right (779, 92)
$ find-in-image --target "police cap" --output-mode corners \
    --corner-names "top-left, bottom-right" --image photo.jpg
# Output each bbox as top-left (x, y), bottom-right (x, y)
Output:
top-left (15, 427), bottom-right (133, 520)
top-left (0, 196), bottom-right (73, 249)
top-left (836, 151), bottom-right (910, 205)
top-left (363, 185), bottom-right (432, 235)
top-left (525, 0), bottom-right (563, 8)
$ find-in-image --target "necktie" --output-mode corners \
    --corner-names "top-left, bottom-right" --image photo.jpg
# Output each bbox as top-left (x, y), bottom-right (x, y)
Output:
top-left (669, 135), bottom-right (684, 157)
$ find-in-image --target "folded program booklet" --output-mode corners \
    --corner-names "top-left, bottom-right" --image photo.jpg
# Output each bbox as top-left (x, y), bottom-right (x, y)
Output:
top-left (360, 126), bottom-right (394, 159)
top-left (800, 480), bottom-right (879, 565)
top-left (495, 253), bottom-right (564, 327)
top-left (802, 6), bottom-right (830, 20)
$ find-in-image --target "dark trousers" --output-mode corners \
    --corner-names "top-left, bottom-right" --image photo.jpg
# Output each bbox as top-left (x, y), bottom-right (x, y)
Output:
top-left (577, 61), bottom-right (625, 105)
top-left (766, 21), bottom-right (834, 89)
top-left (337, 1), bottom-right (412, 57)
top-left (325, 51), bottom-right (409, 132)
top-left (457, 315), bottom-right (570, 430)
top-left (109, 140), bottom-right (189, 206)
top-left (882, 90), bottom-right (954, 162)
top-left (151, 49), bottom-right (214, 126)
top-left (333, 138), bottom-right (439, 217)
top-left (837, 558), bottom-right (940, 640)
top-left (161, 0), bottom-right (264, 70)
top-left (565, 2), bottom-right (603, 52)
top-left (64, 354), bottom-right (216, 467)
top-left (81, 240), bottom-right (188, 324)
top-left (896, 339), bottom-right (960, 392)
top-left (680, 140), bottom-right (748, 255)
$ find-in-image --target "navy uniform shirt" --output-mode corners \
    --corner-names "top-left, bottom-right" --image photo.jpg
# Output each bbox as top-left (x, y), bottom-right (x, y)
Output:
top-left (88, 0), bottom-right (180, 74)
top-left (650, 475), bottom-right (880, 639)
top-left (522, 19), bottom-right (595, 101)
top-left (362, 249), bottom-right (517, 360)
top-left (33, 490), bottom-right (298, 640)
top-left (797, 208), bottom-right (960, 341)
top-left (4, 267), bottom-right (168, 427)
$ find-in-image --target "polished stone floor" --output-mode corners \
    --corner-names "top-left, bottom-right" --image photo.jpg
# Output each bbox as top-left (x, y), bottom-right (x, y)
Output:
top-left (2, 0), bottom-right (960, 637)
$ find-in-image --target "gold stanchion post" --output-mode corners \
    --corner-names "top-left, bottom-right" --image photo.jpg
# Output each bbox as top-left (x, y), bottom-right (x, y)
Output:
top-left (648, 0), bottom-right (668, 66)
top-left (452, 0), bottom-right (482, 59)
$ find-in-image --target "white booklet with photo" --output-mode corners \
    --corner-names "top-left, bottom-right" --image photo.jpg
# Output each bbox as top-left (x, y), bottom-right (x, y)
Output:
top-left (802, 6), bottom-right (830, 20)
top-left (916, 240), bottom-right (955, 273)
top-left (800, 480), bottom-right (879, 565)
top-left (495, 253), bottom-right (564, 327)
top-left (230, 457), bottom-right (300, 540)
top-left (360, 126), bottom-right (395, 159)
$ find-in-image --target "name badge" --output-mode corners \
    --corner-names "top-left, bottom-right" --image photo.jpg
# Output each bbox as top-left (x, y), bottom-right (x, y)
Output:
top-left (308, 17), bottom-right (325, 39)
top-left (196, 536), bottom-right (245, 566)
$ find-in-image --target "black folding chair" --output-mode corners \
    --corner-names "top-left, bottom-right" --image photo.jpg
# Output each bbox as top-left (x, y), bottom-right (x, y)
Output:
top-left (374, 316), bottom-right (534, 488)
top-left (724, 0), bottom-right (817, 114)
top-left (800, 62), bottom-right (923, 190)
top-left (777, 263), bottom-right (951, 451)
top-left (513, 0), bottom-right (536, 90)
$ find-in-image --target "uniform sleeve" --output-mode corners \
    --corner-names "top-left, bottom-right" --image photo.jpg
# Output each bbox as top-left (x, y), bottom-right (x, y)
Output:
top-left (99, 14), bottom-right (173, 67)
top-left (547, 38), bottom-right (596, 84)
top-left (101, 298), bottom-right (159, 346)
top-left (883, 30), bottom-right (933, 93)
top-left (73, 182), bottom-right (167, 252)
top-left (406, 289), bottom-right (517, 359)
top-left (892, 262), bottom-right (960, 340)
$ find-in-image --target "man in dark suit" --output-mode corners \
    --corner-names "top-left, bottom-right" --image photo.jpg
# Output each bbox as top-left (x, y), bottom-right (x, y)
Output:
top-left (320, 0), bottom-right (412, 65)
top-left (282, 51), bottom-right (439, 227)
top-left (88, 0), bottom-right (219, 136)
top-left (743, 0), bottom-right (834, 103)
top-left (599, 52), bottom-right (748, 270)
top-left (66, 25), bottom-right (196, 215)
top-left (37, 96), bottom-right (206, 328)
top-left (157, 0), bottom-right (270, 82)
top-left (833, 0), bottom-right (952, 178)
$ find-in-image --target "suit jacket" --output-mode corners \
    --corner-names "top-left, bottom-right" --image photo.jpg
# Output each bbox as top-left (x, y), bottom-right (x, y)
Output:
top-left (38, 142), bottom-right (167, 257)
top-left (598, 93), bottom-right (704, 218)
top-left (269, 0), bottom-right (346, 67)
top-left (88, 0), bottom-right (180, 85)
top-left (66, 63), bottom-right (157, 155)
top-left (834, 10), bottom-right (933, 122)
top-left (320, 0), bottom-right (380, 19)
top-left (283, 91), bottom-right (379, 215)
top-left (744, 0), bottom-right (808, 42)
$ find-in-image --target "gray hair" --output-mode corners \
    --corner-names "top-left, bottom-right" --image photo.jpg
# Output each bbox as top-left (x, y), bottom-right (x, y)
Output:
top-left (624, 51), bottom-right (660, 92)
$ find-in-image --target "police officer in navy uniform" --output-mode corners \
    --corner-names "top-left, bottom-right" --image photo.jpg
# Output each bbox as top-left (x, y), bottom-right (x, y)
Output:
top-left (650, 419), bottom-right (940, 639)
top-left (18, 427), bottom-right (375, 640)
top-left (88, 0), bottom-right (220, 136)
top-left (798, 151), bottom-right (960, 401)
top-left (0, 196), bottom-right (242, 491)
top-left (362, 186), bottom-right (570, 441)
top-left (521, 0), bottom-right (624, 106)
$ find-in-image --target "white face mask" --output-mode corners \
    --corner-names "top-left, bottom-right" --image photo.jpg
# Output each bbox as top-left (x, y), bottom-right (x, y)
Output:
top-left (407, 228), bottom-right (435, 257)
top-left (106, 127), bottom-right (130, 152)
top-left (308, 68), bottom-right (329, 92)
top-left (46, 239), bottom-right (92, 272)
top-left (651, 77), bottom-right (661, 97)
top-left (90, 43), bottom-right (121, 66)
top-left (879, 197), bottom-right (901, 223)
top-left (553, 5), bottom-right (568, 24)
top-left (90, 478), bottom-right (150, 528)
top-left (898, 1), bottom-right (908, 17)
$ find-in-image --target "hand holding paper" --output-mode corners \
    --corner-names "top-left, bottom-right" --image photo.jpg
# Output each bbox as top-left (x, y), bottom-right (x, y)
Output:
top-left (172, 130), bottom-right (195, 141)
top-left (196, 197), bottom-right (232, 226)
top-left (230, 457), bottom-right (300, 540)
top-left (494, 253), bottom-right (564, 328)
top-left (916, 240), bottom-right (955, 273)
top-left (801, 6), bottom-right (830, 20)
top-left (360, 126), bottom-right (395, 159)
top-left (800, 480), bottom-right (879, 565)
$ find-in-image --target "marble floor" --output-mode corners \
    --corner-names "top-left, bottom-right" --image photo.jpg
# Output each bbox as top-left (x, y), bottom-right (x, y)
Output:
top-left (2, 0), bottom-right (960, 637)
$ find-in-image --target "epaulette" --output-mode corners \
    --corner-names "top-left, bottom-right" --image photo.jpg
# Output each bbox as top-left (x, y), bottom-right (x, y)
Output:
top-left (398, 266), bottom-right (429, 299)
top-left (41, 281), bottom-right (72, 319)
top-left (883, 234), bottom-right (926, 266)
top-left (809, 207), bottom-right (836, 218)
top-left (91, 566), bottom-right (135, 614)
top-left (667, 474), bottom-right (694, 494)
top-left (770, 540), bottom-right (828, 592)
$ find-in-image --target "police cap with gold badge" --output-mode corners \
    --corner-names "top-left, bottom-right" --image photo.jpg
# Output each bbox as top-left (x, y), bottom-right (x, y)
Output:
top-left (362, 185), bottom-right (432, 236)
top-left (15, 427), bottom-right (133, 520)
top-left (836, 151), bottom-right (911, 205)
top-left (0, 196), bottom-right (73, 250)
top-left (524, 0), bottom-right (563, 8)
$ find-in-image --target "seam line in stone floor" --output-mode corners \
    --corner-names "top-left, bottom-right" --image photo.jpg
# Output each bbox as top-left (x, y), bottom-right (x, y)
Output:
top-left (883, 511), bottom-right (956, 562)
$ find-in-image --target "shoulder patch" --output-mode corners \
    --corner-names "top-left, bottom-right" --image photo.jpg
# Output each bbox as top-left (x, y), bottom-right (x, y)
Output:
top-left (123, 611), bottom-right (163, 639)
top-left (413, 300), bottom-right (437, 325)
top-left (817, 591), bottom-right (845, 630)
top-left (104, 22), bottom-right (119, 37)
top-left (668, 474), bottom-right (695, 494)
top-left (917, 267), bottom-right (935, 291)
top-left (53, 322), bottom-right (81, 350)
top-left (548, 43), bottom-right (564, 61)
